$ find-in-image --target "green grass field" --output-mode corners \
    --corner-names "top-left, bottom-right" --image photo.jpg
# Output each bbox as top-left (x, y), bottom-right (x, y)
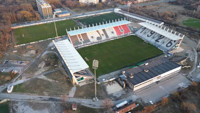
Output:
top-left (78, 36), bottom-right (163, 76)
top-left (14, 19), bottom-right (78, 45)
top-left (77, 13), bottom-right (124, 26)
top-left (183, 18), bottom-right (200, 30)
top-left (0, 102), bottom-right (9, 113)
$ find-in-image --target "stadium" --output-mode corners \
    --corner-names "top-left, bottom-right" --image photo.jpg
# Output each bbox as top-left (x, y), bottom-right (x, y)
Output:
top-left (53, 13), bottom-right (184, 88)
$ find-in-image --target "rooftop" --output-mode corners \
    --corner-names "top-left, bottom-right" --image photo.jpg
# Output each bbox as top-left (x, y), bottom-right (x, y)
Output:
top-left (36, 0), bottom-right (51, 7)
top-left (57, 11), bottom-right (70, 15)
top-left (125, 58), bottom-right (180, 85)
top-left (53, 39), bottom-right (89, 74)
top-left (139, 21), bottom-right (184, 40)
top-left (67, 20), bottom-right (131, 36)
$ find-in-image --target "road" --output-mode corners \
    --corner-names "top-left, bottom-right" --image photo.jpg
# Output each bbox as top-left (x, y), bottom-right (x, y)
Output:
top-left (0, 92), bottom-right (138, 108)
top-left (115, 9), bottom-right (162, 24)
top-left (0, 93), bottom-right (103, 108)
top-left (135, 73), bottom-right (191, 103)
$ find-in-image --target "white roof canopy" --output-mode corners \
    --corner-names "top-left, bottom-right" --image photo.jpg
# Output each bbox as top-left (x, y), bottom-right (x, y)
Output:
top-left (139, 21), bottom-right (184, 40)
top-left (53, 39), bottom-right (89, 74)
top-left (67, 20), bottom-right (131, 36)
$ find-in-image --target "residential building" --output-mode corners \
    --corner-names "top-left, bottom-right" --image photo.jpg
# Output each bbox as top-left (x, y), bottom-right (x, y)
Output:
top-left (36, 0), bottom-right (53, 18)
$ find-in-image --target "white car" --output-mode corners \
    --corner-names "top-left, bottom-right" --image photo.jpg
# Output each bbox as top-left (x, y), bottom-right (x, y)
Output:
top-left (7, 85), bottom-right (14, 93)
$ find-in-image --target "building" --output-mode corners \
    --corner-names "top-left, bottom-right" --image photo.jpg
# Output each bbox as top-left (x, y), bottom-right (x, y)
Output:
top-left (134, 0), bottom-right (150, 3)
top-left (79, 0), bottom-right (101, 4)
top-left (115, 102), bottom-right (137, 113)
top-left (123, 58), bottom-right (181, 91)
top-left (36, 0), bottom-right (53, 18)
top-left (56, 11), bottom-right (71, 17)
top-left (53, 39), bottom-right (93, 86)
top-left (54, 8), bottom-right (62, 14)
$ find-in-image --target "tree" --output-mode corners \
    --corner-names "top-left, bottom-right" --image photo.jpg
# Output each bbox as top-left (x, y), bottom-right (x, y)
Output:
top-left (181, 102), bottom-right (197, 113)
top-left (96, 3), bottom-right (103, 9)
top-left (60, 94), bottom-right (68, 102)
top-left (102, 98), bottom-right (114, 109)
top-left (144, 105), bottom-right (155, 113)
top-left (161, 97), bottom-right (169, 106)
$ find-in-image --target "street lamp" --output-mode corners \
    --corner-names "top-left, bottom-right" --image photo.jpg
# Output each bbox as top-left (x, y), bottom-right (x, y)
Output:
top-left (92, 59), bottom-right (99, 101)
top-left (53, 12), bottom-right (58, 38)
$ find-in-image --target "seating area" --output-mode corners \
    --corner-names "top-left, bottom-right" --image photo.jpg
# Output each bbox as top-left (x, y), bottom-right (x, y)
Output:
top-left (135, 27), bottom-right (178, 51)
top-left (113, 24), bottom-right (131, 36)
top-left (104, 27), bottom-right (117, 38)
top-left (68, 24), bottom-right (132, 47)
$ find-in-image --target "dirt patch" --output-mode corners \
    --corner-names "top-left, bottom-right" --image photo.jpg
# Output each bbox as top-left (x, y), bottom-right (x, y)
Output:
top-left (74, 83), bottom-right (107, 99)
top-left (13, 70), bottom-right (73, 96)
top-left (11, 101), bottom-right (64, 113)
top-left (11, 101), bottom-right (104, 113)
top-left (105, 81), bottom-right (123, 95)
top-left (144, 3), bottom-right (184, 13)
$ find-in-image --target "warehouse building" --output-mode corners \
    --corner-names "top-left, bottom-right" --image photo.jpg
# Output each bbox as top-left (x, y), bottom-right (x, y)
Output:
top-left (123, 58), bottom-right (181, 91)
top-left (53, 39), bottom-right (93, 86)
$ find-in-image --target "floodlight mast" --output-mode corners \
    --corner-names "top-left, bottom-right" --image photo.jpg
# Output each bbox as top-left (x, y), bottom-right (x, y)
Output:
top-left (92, 59), bottom-right (99, 101)
top-left (53, 12), bottom-right (58, 38)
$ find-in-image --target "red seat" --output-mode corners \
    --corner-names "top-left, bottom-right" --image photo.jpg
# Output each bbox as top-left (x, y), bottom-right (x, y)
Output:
top-left (121, 24), bottom-right (131, 34)
top-left (113, 26), bottom-right (123, 36)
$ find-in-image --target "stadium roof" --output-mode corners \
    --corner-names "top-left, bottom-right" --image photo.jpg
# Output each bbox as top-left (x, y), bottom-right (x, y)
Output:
top-left (67, 20), bottom-right (131, 36)
top-left (125, 58), bottom-right (180, 85)
top-left (53, 39), bottom-right (89, 74)
top-left (139, 21), bottom-right (184, 40)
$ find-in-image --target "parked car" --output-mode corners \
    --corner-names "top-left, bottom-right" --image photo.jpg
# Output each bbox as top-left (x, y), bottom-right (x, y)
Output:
top-left (7, 85), bottom-right (14, 93)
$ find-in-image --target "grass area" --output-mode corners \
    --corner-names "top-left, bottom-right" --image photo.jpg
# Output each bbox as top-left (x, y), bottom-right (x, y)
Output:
top-left (0, 73), bottom-right (12, 86)
top-left (0, 102), bottom-right (9, 113)
top-left (77, 13), bottom-right (124, 26)
top-left (183, 18), bottom-right (200, 30)
top-left (14, 19), bottom-right (78, 45)
top-left (78, 36), bottom-right (163, 76)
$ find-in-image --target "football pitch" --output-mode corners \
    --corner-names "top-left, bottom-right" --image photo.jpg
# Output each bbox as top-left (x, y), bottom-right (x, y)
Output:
top-left (183, 18), bottom-right (200, 30)
top-left (77, 13), bottom-right (124, 26)
top-left (14, 19), bottom-right (78, 45)
top-left (78, 36), bottom-right (163, 76)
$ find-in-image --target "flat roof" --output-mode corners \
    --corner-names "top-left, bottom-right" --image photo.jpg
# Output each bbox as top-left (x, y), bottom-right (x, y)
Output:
top-left (36, 0), bottom-right (51, 7)
top-left (139, 21), bottom-right (184, 40)
top-left (57, 11), bottom-right (70, 15)
top-left (53, 39), bottom-right (89, 74)
top-left (125, 58), bottom-right (180, 85)
top-left (67, 20), bottom-right (131, 36)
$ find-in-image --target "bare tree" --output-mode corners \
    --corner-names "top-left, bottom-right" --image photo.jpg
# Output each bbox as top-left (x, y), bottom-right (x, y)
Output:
top-left (181, 102), bottom-right (197, 113)
top-left (161, 97), bottom-right (169, 106)
top-left (102, 98), bottom-right (114, 109)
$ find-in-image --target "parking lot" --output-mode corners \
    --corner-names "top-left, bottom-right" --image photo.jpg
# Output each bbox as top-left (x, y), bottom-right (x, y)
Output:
top-left (135, 73), bottom-right (191, 104)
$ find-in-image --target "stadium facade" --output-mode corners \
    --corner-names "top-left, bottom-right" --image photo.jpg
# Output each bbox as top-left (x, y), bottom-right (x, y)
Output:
top-left (53, 39), bottom-right (93, 86)
top-left (36, 0), bottom-right (53, 19)
top-left (53, 18), bottom-right (184, 87)
top-left (67, 19), bottom-right (132, 48)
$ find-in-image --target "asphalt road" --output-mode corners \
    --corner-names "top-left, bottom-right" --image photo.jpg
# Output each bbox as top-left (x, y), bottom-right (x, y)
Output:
top-left (135, 73), bottom-right (191, 103)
